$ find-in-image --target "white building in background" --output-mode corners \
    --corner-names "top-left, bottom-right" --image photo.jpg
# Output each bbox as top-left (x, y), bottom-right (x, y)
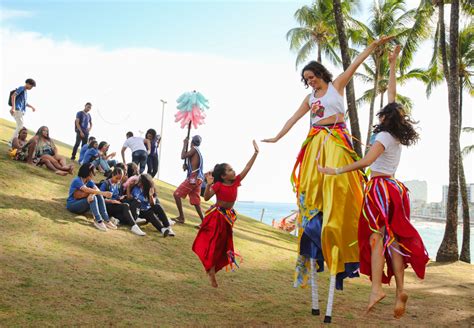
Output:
top-left (442, 183), bottom-right (474, 206)
top-left (404, 180), bottom-right (428, 202)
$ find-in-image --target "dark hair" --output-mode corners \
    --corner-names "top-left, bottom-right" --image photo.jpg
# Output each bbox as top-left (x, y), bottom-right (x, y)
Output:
top-left (373, 102), bottom-right (419, 146)
top-left (36, 126), bottom-right (50, 139)
top-left (127, 162), bottom-right (138, 177)
top-left (89, 140), bottom-right (98, 148)
top-left (138, 174), bottom-right (155, 200)
top-left (112, 167), bottom-right (124, 177)
top-left (212, 163), bottom-right (228, 183)
top-left (301, 61), bottom-right (333, 88)
top-left (126, 131), bottom-right (133, 138)
top-left (25, 78), bottom-right (36, 87)
top-left (115, 162), bottom-right (125, 171)
top-left (85, 102), bottom-right (92, 106)
top-left (78, 163), bottom-right (95, 178)
top-left (98, 141), bottom-right (108, 150)
top-left (146, 128), bottom-right (157, 139)
top-left (88, 136), bottom-right (96, 142)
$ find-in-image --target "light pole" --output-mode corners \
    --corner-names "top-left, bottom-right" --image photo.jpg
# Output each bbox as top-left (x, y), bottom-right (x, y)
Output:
top-left (157, 99), bottom-right (167, 180)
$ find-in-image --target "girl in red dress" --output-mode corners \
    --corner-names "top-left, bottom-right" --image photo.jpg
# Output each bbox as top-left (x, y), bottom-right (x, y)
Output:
top-left (318, 46), bottom-right (428, 319)
top-left (192, 140), bottom-right (259, 287)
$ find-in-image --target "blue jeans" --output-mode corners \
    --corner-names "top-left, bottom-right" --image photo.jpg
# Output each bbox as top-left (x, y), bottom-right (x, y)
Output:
top-left (92, 158), bottom-right (116, 172)
top-left (147, 154), bottom-right (159, 177)
top-left (66, 195), bottom-right (110, 223)
top-left (132, 150), bottom-right (148, 174)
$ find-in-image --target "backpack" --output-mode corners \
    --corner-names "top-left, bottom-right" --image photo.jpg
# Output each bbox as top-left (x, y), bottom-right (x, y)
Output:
top-left (8, 88), bottom-right (24, 106)
top-left (97, 179), bottom-right (112, 191)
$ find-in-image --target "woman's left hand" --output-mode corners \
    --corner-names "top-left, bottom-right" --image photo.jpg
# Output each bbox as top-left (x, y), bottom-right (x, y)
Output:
top-left (372, 35), bottom-right (395, 47)
top-left (253, 140), bottom-right (259, 154)
top-left (317, 165), bottom-right (336, 175)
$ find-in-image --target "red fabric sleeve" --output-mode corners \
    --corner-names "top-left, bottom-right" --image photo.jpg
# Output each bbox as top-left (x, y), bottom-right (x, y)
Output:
top-left (235, 175), bottom-right (242, 187)
top-left (211, 182), bottom-right (221, 193)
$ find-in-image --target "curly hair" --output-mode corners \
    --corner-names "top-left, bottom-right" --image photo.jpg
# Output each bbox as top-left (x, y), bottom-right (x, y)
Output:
top-left (301, 61), bottom-right (333, 88)
top-left (212, 163), bottom-right (228, 183)
top-left (138, 173), bottom-right (156, 200)
top-left (373, 102), bottom-right (419, 146)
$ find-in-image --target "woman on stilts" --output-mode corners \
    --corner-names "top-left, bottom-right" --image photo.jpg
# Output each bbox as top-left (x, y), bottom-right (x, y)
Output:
top-left (192, 140), bottom-right (259, 288)
top-left (263, 36), bottom-right (394, 323)
top-left (318, 45), bottom-right (428, 319)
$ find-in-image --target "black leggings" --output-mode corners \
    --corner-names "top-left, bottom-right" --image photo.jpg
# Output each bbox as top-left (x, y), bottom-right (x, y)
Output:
top-left (105, 203), bottom-right (137, 226)
top-left (139, 204), bottom-right (170, 231)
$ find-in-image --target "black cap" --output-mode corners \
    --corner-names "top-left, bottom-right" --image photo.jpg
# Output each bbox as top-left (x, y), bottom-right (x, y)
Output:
top-left (25, 78), bottom-right (36, 87)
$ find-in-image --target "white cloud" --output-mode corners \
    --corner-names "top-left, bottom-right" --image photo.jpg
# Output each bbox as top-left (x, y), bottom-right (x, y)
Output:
top-left (0, 8), bottom-right (33, 21)
top-left (0, 27), bottom-right (472, 204)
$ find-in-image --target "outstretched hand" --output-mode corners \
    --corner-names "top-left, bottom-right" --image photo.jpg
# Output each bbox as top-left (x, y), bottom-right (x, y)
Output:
top-left (261, 137), bottom-right (278, 143)
top-left (388, 44), bottom-right (402, 63)
top-left (253, 140), bottom-right (259, 153)
top-left (317, 165), bottom-right (336, 175)
top-left (372, 35), bottom-right (395, 47)
top-left (205, 171), bottom-right (214, 184)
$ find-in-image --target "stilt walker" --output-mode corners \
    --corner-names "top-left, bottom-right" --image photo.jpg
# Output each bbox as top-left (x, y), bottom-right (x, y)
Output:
top-left (262, 36), bottom-right (395, 323)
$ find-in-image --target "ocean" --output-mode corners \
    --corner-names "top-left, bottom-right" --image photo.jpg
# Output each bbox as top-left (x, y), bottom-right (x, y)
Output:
top-left (234, 201), bottom-right (474, 260)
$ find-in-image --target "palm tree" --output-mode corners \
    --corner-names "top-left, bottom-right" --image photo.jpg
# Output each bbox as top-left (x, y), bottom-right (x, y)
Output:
top-left (332, 0), bottom-right (363, 157)
top-left (353, 0), bottom-right (425, 152)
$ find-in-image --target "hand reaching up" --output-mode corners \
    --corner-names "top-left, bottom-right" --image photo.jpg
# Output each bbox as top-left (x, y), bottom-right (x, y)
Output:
top-left (205, 171), bottom-right (214, 185)
top-left (388, 44), bottom-right (402, 63)
top-left (253, 140), bottom-right (259, 154)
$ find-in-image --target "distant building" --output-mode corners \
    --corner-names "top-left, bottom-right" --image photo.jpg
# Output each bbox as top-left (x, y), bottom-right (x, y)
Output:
top-left (442, 183), bottom-right (474, 206)
top-left (404, 180), bottom-right (427, 202)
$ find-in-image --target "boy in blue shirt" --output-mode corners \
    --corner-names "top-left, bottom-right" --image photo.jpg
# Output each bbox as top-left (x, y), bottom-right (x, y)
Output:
top-left (79, 136), bottom-right (96, 164)
top-left (82, 140), bottom-right (99, 164)
top-left (71, 102), bottom-right (93, 160)
top-left (10, 78), bottom-right (36, 143)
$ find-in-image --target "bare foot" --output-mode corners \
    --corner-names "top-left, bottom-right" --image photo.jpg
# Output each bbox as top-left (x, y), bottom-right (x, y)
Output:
top-left (173, 217), bottom-right (185, 224)
top-left (366, 290), bottom-right (386, 314)
top-left (55, 170), bottom-right (68, 176)
top-left (394, 291), bottom-right (408, 319)
top-left (68, 165), bottom-right (74, 175)
top-left (207, 270), bottom-right (218, 288)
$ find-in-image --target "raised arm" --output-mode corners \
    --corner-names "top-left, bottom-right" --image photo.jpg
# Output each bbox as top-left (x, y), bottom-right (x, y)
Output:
top-left (180, 137), bottom-right (196, 159)
top-left (262, 95), bottom-right (310, 143)
top-left (387, 45), bottom-right (401, 104)
top-left (203, 172), bottom-right (216, 201)
top-left (332, 36), bottom-right (395, 95)
top-left (239, 140), bottom-right (259, 181)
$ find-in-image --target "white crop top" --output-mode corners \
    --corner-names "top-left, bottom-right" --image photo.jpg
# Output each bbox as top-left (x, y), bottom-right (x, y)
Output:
top-left (370, 132), bottom-right (402, 176)
top-left (308, 82), bottom-right (345, 125)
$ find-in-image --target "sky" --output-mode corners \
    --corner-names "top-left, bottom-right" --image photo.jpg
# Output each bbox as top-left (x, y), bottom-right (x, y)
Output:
top-left (0, 0), bottom-right (472, 204)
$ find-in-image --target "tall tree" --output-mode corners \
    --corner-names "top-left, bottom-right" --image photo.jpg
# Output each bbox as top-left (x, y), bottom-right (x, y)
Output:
top-left (332, 0), bottom-right (363, 156)
top-left (436, 0), bottom-right (461, 262)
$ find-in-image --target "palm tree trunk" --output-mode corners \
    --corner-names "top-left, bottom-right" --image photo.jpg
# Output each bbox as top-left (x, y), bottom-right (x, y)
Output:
top-left (332, 0), bottom-right (362, 157)
top-left (365, 58), bottom-right (380, 154)
top-left (379, 91), bottom-right (384, 109)
top-left (459, 75), bottom-right (470, 263)
top-left (436, 0), bottom-right (460, 262)
top-left (317, 43), bottom-right (322, 63)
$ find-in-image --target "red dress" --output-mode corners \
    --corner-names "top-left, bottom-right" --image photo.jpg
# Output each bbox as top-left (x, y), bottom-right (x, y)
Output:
top-left (192, 175), bottom-right (241, 273)
top-left (359, 176), bottom-right (429, 284)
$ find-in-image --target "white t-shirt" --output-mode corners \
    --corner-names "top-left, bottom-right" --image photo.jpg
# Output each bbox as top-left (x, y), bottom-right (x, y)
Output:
top-left (370, 132), bottom-right (401, 176)
top-left (123, 137), bottom-right (147, 152)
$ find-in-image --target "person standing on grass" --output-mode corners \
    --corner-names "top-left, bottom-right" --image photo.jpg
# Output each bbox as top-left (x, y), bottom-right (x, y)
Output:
top-left (121, 131), bottom-right (150, 174)
top-left (172, 135), bottom-right (204, 226)
top-left (71, 102), bottom-right (93, 160)
top-left (10, 78), bottom-right (36, 143)
top-left (145, 128), bottom-right (161, 178)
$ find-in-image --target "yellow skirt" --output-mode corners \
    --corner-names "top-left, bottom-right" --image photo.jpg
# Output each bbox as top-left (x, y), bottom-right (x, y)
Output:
top-left (292, 124), bottom-right (365, 288)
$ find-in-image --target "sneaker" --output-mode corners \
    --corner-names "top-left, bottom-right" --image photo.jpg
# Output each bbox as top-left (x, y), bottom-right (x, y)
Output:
top-left (167, 227), bottom-right (175, 237)
top-left (105, 221), bottom-right (117, 230)
top-left (111, 217), bottom-right (120, 226)
top-left (161, 228), bottom-right (170, 238)
top-left (94, 221), bottom-right (108, 232)
top-left (131, 224), bottom-right (146, 236)
top-left (169, 219), bottom-right (175, 226)
top-left (136, 218), bottom-right (147, 225)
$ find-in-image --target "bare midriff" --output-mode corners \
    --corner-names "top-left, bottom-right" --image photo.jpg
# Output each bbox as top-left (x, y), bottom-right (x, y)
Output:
top-left (215, 200), bottom-right (235, 209)
top-left (314, 114), bottom-right (345, 126)
top-left (371, 171), bottom-right (393, 178)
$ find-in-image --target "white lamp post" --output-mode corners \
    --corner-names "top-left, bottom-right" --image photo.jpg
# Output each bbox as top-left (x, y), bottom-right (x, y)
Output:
top-left (157, 99), bottom-right (167, 180)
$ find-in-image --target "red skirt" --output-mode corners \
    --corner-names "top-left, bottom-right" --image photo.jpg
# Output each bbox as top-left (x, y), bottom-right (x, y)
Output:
top-left (192, 206), bottom-right (236, 273)
top-left (359, 177), bottom-right (429, 284)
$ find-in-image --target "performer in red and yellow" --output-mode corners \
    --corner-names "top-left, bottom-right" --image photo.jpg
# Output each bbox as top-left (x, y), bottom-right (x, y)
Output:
top-left (319, 45), bottom-right (429, 319)
top-left (263, 36), bottom-right (394, 322)
top-left (192, 140), bottom-right (259, 288)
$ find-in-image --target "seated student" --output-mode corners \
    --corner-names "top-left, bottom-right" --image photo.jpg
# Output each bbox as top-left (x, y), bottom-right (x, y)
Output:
top-left (82, 140), bottom-right (100, 164)
top-left (123, 162), bottom-right (140, 197)
top-left (79, 136), bottom-right (96, 164)
top-left (131, 174), bottom-right (175, 237)
top-left (96, 141), bottom-right (116, 174)
top-left (66, 163), bottom-right (117, 232)
top-left (9, 127), bottom-right (28, 160)
top-left (100, 168), bottom-right (146, 236)
top-left (26, 126), bottom-right (73, 175)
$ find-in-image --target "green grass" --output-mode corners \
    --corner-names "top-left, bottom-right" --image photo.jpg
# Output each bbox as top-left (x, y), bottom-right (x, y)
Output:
top-left (0, 118), bottom-right (472, 327)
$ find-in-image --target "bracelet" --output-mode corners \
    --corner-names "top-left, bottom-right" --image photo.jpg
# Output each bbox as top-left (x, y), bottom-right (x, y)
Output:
top-left (335, 167), bottom-right (343, 175)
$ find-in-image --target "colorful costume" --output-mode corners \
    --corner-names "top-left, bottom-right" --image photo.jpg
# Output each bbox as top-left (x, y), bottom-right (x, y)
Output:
top-left (192, 175), bottom-right (241, 273)
top-left (175, 145), bottom-right (204, 206)
top-left (360, 132), bottom-right (428, 283)
top-left (292, 83), bottom-right (365, 290)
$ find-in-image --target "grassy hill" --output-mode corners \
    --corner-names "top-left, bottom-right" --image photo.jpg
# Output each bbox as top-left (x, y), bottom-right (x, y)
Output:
top-left (0, 118), bottom-right (472, 327)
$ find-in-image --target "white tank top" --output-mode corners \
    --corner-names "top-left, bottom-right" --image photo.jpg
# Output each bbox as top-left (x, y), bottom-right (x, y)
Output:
top-left (308, 82), bottom-right (345, 125)
top-left (370, 132), bottom-right (402, 176)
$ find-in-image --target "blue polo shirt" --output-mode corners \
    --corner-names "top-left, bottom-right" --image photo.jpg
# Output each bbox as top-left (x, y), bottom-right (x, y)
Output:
top-left (75, 111), bottom-right (92, 132)
top-left (67, 177), bottom-right (95, 204)
top-left (83, 148), bottom-right (99, 164)
top-left (99, 180), bottom-right (121, 200)
top-left (14, 87), bottom-right (27, 112)
top-left (78, 144), bottom-right (89, 164)
top-left (131, 186), bottom-right (151, 211)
